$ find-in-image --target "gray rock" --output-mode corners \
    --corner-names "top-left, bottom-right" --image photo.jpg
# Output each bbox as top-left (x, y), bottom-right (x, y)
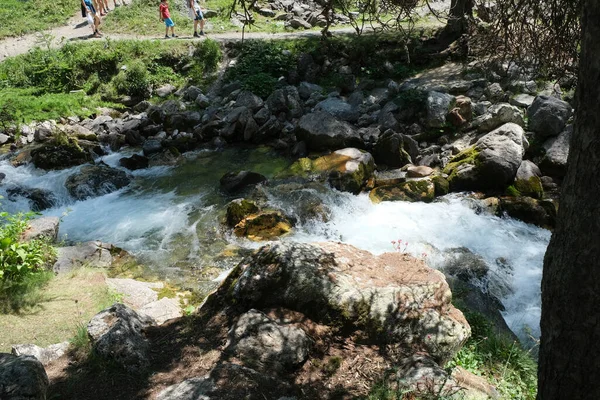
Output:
top-left (156, 84), bottom-right (177, 98)
top-left (257, 8), bottom-right (276, 17)
top-left (296, 111), bottom-right (362, 151)
top-left (11, 342), bottom-right (69, 366)
top-left (474, 103), bottom-right (524, 132)
top-left (298, 82), bottom-right (323, 100)
top-left (0, 133), bottom-right (10, 145)
top-left (228, 309), bottom-right (311, 371)
top-left (184, 86), bottom-right (203, 101)
top-left (473, 101), bottom-right (491, 116)
top-left (53, 241), bottom-right (115, 273)
top-left (20, 217), bottom-right (59, 243)
top-left (528, 95), bottom-right (572, 137)
top-left (540, 125), bottom-right (571, 177)
top-left (406, 165), bottom-right (434, 178)
top-left (373, 130), bottom-right (411, 168)
top-left (484, 82), bottom-right (505, 101)
top-left (425, 91), bottom-right (455, 128)
top-left (314, 97), bottom-right (359, 122)
top-left (139, 297), bottom-right (182, 325)
top-left (143, 139), bottom-right (163, 156)
top-left (119, 154), bottom-right (149, 170)
top-left (87, 303), bottom-right (154, 371)
top-left (157, 377), bottom-right (215, 400)
top-left (6, 187), bottom-right (56, 212)
top-left (374, 169), bottom-right (406, 186)
top-left (396, 355), bottom-right (459, 397)
top-left (65, 164), bottom-right (132, 200)
top-left (227, 242), bottom-right (470, 363)
top-left (106, 278), bottom-right (162, 309)
top-left (266, 86), bottom-right (303, 118)
top-left (510, 93), bottom-right (535, 108)
top-left (441, 247), bottom-right (489, 283)
top-left (220, 171), bottom-right (267, 194)
top-left (515, 160), bottom-right (543, 198)
top-left (195, 94), bottom-right (210, 108)
top-left (0, 353), bottom-right (48, 400)
top-left (236, 91), bottom-right (264, 111)
top-left (286, 18), bottom-right (311, 29)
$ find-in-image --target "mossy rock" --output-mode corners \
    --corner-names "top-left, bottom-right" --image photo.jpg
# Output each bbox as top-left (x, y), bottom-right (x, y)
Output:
top-left (234, 211), bottom-right (293, 241)
top-left (498, 196), bottom-right (557, 228)
top-left (431, 175), bottom-right (449, 196)
top-left (226, 199), bottom-right (260, 227)
top-left (369, 179), bottom-right (435, 203)
top-left (514, 176), bottom-right (544, 199)
top-left (442, 147), bottom-right (481, 191)
top-left (30, 138), bottom-right (92, 170)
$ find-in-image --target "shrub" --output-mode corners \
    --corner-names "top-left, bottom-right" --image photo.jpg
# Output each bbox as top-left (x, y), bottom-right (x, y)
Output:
top-left (112, 61), bottom-right (151, 98)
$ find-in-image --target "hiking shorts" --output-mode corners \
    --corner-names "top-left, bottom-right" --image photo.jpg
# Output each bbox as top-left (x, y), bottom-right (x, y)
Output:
top-left (164, 17), bottom-right (175, 27)
top-left (189, 7), bottom-right (203, 20)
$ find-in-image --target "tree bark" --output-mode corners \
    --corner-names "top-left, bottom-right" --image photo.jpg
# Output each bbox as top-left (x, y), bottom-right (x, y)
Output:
top-left (446, 0), bottom-right (473, 34)
top-left (537, 1), bottom-right (600, 399)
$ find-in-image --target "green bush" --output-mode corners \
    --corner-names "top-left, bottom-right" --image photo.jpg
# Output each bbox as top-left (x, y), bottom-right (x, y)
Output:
top-left (112, 61), bottom-right (151, 98)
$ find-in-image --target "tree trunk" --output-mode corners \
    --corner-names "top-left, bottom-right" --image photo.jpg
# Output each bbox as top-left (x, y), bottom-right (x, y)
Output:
top-left (537, 1), bottom-right (600, 399)
top-left (446, 0), bottom-right (473, 34)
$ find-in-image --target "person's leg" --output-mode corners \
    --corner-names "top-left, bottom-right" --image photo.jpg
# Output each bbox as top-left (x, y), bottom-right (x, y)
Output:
top-left (165, 24), bottom-right (169, 38)
top-left (193, 19), bottom-right (199, 36)
top-left (199, 18), bottom-right (205, 34)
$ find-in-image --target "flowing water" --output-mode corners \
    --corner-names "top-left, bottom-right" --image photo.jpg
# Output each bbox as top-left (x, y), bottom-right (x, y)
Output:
top-left (0, 146), bottom-right (550, 342)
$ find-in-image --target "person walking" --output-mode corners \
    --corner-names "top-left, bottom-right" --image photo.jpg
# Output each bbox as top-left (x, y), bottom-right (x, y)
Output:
top-left (159, 0), bottom-right (177, 38)
top-left (82, 0), bottom-right (102, 37)
top-left (187, 0), bottom-right (205, 37)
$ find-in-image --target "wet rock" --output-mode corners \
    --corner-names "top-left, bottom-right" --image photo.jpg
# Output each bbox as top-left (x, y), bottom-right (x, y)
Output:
top-left (6, 187), bottom-right (56, 212)
top-left (441, 247), bottom-right (489, 283)
top-left (514, 160), bottom-right (543, 198)
top-left (119, 154), bottom-right (149, 170)
top-left (528, 95), bottom-right (572, 137)
top-left (296, 111), bottom-right (363, 151)
top-left (226, 198), bottom-right (260, 227)
top-left (234, 211), bottom-right (293, 241)
top-left (540, 125), bottom-right (571, 177)
top-left (30, 140), bottom-right (93, 170)
top-left (444, 123), bottom-right (527, 191)
top-left (286, 148), bottom-right (375, 194)
top-left (499, 196), bottom-right (557, 228)
top-left (369, 179), bottom-right (435, 203)
top-left (53, 241), bottom-right (116, 273)
top-left (20, 217), bottom-right (59, 243)
top-left (65, 164), bottom-right (132, 200)
top-left (226, 242), bottom-right (470, 363)
top-left (87, 303), bottom-right (154, 372)
top-left (11, 342), bottom-right (69, 366)
top-left (227, 309), bottom-right (311, 372)
top-left (220, 171), bottom-right (267, 194)
top-left (0, 353), bottom-right (49, 400)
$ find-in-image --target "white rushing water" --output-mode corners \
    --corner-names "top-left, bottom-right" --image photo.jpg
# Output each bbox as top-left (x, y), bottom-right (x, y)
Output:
top-left (0, 149), bottom-right (550, 340)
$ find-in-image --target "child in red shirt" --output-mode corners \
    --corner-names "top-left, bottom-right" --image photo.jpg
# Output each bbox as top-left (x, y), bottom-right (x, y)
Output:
top-left (159, 0), bottom-right (177, 38)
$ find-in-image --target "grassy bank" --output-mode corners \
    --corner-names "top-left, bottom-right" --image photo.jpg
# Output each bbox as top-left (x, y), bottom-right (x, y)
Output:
top-left (0, 0), bottom-right (76, 39)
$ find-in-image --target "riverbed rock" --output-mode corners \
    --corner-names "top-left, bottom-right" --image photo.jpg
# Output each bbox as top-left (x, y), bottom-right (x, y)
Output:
top-left (87, 303), bottom-right (154, 372)
top-left (369, 179), bottom-right (435, 203)
top-left (65, 164), bottom-right (132, 200)
top-left (406, 165), bottom-right (434, 178)
top-left (396, 355), bottom-right (459, 397)
top-left (314, 97), bottom-right (359, 122)
top-left (527, 95), bottom-right (572, 137)
top-left (234, 211), bottom-right (293, 241)
top-left (139, 297), bottom-right (182, 325)
top-left (119, 154), bottom-right (149, 170)
top-left (374, 169), bottom-right (407, 186)
top-left (443, 123), bottom-right (527, 191)
top-left (220, 171), bottom-right (267, 194)
top-left (53, 241), bottom-right (116, 273)
top-left (227, 309), bottom-right (311, 372)
top-left (20, 216), bottom-right (59, 243)
top-left (425, 91), bottom-right (455, 128)
top-left (0, 353), bottom-right (49, 400)
top-left (30, 140), bottom-right (93, 170)
top-left (227, 242), bottom-right (470, 363)
top-left (498, 196), bottom-right (557, 228)
top-left (236, 91), bottom-right (264, 111)
top-left (7, 187), bottom-right (56, 212)
top-left (540, 125), bottom-right (571, 177)
top-left (441, 247), bottom-right (489, 283)
top-left (286, 148), bottom-right (375, 194)
top-left (474, 103), bottom-right (524, 133)
top-left (514, 160), bottom-right (543, 199)
top-left (296, 111), bottom-right (362, 151)
top-left (373, 130), bottom-right (412, 168)
top-left (106, 278), bottom-right (162, 309)
top-left (226, 199), bottom-right (260, 227)
top-left (11, 342), bottom-right (69, 366)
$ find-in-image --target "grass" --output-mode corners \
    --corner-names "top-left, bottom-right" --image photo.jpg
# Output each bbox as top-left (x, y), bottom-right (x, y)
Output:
top-left (0, 0), bottom-right (77, 39)
top-left (0, 268), bottom-right (120, 353)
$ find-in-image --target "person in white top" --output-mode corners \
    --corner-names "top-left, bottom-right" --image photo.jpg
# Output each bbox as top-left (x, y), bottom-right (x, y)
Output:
top-left (188, 0), bottom-right (205, 37)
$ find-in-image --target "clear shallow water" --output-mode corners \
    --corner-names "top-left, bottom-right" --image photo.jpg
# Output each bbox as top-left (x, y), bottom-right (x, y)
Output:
top-left (0, 147), bottom-right (550, 340)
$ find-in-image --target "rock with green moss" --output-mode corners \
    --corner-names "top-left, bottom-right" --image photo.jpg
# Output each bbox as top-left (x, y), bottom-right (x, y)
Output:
top-left (233, 211), bottom-right (293, 241)
top-left (286, 148), bottom-right (375, 194)
top-left (223, 242), bottom-right (470, 364)
top-left (30, 138), bottom-right (92, 170)
top-left (431, 175), bottom-right (449, 196)
top-left (369, 179), bottom-right (435, 203)
top-left (373, 130), bottom-right (412, 168)
top-left (443, 123), bottom-right (527, 191)
top-left (226, 199), bottom-right (260, 227)
top-left (498, 196), bottom-right (557, 228)
top-left (514, 160), bottom-right (543, 199)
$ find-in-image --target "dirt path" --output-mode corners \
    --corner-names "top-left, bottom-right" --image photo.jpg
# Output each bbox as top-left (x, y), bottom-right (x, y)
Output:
top-left (0, 2), bottom-right (359, 63)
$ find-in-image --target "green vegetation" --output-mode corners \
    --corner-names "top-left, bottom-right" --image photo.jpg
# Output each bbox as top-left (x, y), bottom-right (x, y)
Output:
top-left (0, 39), bottom-right (221, 122)
top-left (0, 0), bottom-right (76, 39)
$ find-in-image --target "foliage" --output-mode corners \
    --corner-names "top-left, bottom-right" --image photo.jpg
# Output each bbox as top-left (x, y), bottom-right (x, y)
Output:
top-left (0, 102), bottom-right (18, 131)
top-left (448, 309), bottom-right (538, 399)
top-left (0, 211), bottom-right (55, 282)
top-left (0, 0), bottom-right (75, 39)
top-left (112, 60), bottom-right (151, 98)
top-left (0, 270), bottom-right (54, 314)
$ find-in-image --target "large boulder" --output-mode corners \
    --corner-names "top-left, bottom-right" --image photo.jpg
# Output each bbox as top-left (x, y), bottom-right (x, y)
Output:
top-left (65, 164), bottom-right (132, 200)
top-left (266, 86), bottom-right (303, 118)
top-left (286, 148), bottom-right (375, 194)
top-left (53, 241), bottom-right (116, 273)
top-left (527, 95), bottom-right (572, 137)
top-left (296, 111), bottom-right (363, 151)
top-left (227, 242), bottom-right (470, 364)
top-left (227, 309), bottom-right (311, 372)
top-left (87, 303), bottom-right (154, 372)
top-left (11, 342), bottom-right (69, 366)
top-left (498, 197), bottom-right (557, 228)
top-left (372, 130), bottom-right (412, 168)
top-left (425, 91), bottom-right (455, 128)
top-left (20, 217), bottom-right (59, 243)
top-left (30, 140), bottom-right (93, 170)
top-left (474, 103), bottom-right (524, 133)
top-left (540, 125), bottom-right (571, 177)
top-left (0, 353), bottom-right (49, 400)
top-left (6, 187), bottom-right (56, 212)
top-left (314, 97), bottom-right (359, 122)
top-left (443, 123), bottom-right (527, 191)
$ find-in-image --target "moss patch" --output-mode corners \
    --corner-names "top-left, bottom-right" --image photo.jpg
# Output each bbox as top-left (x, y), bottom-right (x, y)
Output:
top-left (234, 211), bottom-right (293, 241)
top-left (442, 147), bottom-right (480, 184)
top-left (369, 180), bottom-right (435, 203)
top-left (515, 176), bottom-right (544, 199)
